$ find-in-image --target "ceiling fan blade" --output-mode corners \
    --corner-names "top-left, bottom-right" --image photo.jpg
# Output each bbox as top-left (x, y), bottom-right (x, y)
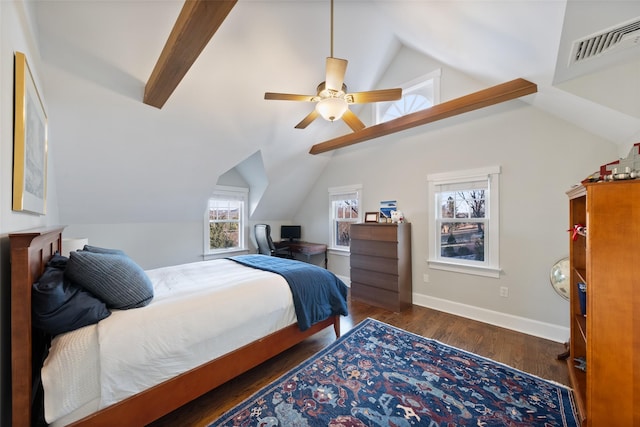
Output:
top-left (325, 57), bottom-right (348, 92)
top-left (347, 88), bottom-right (402, 104)
top-left (295, 110), bottom-right (320, 129)
top-left (265, 92), bottom-right (315, 102)
top-left (341, 109), bottom-right (365, 132)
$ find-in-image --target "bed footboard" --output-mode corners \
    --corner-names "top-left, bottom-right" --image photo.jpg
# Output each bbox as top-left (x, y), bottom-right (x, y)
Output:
top-left (67, 315), bottom-right (340, 427)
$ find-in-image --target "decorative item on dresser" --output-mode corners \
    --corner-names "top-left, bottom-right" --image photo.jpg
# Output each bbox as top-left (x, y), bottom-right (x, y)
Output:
top-left (364, 211), bottom-right (379, 223)
top-left (566, 180), bottom-right (639, 427)
top-left (349, 222), bottom-right (412, 312)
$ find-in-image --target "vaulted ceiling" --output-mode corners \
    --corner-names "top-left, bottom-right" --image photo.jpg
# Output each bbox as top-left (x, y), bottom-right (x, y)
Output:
top-left (29, 1), bottom-right (640, 224)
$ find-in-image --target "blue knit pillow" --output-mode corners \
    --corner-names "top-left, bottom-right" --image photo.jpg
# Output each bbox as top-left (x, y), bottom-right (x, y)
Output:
top-left (65, 251), bottom-right (154, 309)
top-left (82, 244), bottom-right (126, 256)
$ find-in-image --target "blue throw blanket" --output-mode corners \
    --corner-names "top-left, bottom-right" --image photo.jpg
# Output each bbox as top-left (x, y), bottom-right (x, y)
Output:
top-left (228, 255), bottom-right (348, 331)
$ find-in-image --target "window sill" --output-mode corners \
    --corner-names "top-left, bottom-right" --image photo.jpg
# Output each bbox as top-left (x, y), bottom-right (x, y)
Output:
top-left (328, 247), bottom-right (350, 256)
top-left (428, 260), bottom-right (501, 278)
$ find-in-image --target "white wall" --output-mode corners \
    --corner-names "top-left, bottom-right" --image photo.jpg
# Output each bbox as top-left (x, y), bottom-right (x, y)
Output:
top-left (60, 167), bottom-right (300, 270)
top-left (0, 2), bottom-right (59, 230)
top-left (63, 222), bottom-right (203, 269)
top-left (63, 220), bottom-right (297, 270)
top-left (0, 2), bottom-right (60, 424)
top-left (299, 104), bottom-right (615, 342)
top-left (294, 47), bottom-right (618, 343)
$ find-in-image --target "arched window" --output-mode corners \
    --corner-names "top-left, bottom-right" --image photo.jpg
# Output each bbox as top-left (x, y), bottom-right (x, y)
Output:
top-left (375, 69), bottom-right (441, 124)
top-left (381, 93), bottom-right (432, 122)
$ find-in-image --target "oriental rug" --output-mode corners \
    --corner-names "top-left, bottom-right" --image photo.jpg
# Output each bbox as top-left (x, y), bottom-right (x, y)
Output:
top-left (210, 318), bottom-right (578, 427)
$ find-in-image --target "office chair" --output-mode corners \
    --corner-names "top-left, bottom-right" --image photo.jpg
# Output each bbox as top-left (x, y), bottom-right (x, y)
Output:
top-left (254, 224), bottom-right (293, 258)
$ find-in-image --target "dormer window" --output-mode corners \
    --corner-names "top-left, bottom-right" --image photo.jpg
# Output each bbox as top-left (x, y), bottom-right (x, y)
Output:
top-left (204, 186), bottom-right (248, 256)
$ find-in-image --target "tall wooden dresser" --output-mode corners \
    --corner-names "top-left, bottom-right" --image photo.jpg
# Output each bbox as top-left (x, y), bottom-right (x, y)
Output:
top-left (349, 223), bottom-right (412, 311)
top-left (566, 181), bottom-right (639, 426)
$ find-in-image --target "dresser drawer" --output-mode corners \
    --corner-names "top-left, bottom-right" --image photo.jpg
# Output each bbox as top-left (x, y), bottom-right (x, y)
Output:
top-left (350, 253), bottom-right (399, 275)
top-left (350, 268), bottom-right (399, 292)
top-left (350, 283), bottom-right (405, 312)
top-left (350, 240), bottom-right (398, 258)
top-left (350, 224), bottom-right (399, 242)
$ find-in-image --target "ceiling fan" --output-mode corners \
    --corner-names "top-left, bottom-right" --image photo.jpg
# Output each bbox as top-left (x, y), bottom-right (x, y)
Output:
top-left (264, 0), bottom-right (402, 132)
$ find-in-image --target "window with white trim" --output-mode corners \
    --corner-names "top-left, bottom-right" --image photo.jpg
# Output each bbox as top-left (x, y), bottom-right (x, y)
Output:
top-left (204, 186), bottom-right (248, 254)
top-left (328, 185), bottom-right (362, 250)
top-left (375, 69), bottom-right (441, 124)
top-left (427, 166), bottom-right (500, 278)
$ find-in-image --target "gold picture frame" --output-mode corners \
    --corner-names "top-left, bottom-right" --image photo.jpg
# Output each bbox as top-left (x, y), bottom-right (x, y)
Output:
top-left (13, 51), bottom-right (47, 215)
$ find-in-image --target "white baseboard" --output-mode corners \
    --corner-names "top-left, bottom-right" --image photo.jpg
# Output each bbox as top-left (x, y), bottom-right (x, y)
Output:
top-left (412, 293), bottom-right (569, 343)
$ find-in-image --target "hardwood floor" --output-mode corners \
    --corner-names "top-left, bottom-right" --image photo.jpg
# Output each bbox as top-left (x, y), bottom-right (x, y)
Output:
top-left (148, 298), bottom-right (570, 427)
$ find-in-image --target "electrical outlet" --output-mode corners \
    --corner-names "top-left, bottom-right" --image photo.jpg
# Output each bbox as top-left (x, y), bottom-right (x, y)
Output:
top-left (499, 286), bottom-right (509, 297)
top-left (423, 274), bottom-right (430, 283)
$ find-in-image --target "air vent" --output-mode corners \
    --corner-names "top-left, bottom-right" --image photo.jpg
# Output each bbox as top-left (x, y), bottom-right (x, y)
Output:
top-left (570, 16), bottom-right (640, 64)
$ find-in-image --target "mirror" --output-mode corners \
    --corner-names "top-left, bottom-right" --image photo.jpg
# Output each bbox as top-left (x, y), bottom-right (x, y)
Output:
top-left (550, 257), bottom-right (570, 300)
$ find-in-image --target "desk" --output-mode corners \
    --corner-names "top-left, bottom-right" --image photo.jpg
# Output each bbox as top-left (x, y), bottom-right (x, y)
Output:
top-left (276, 241), bottom-right (328, 268)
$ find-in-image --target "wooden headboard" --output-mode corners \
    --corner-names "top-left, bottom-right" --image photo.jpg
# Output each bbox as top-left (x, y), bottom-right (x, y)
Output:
top-left (9, 226), bottom-right (64, 427)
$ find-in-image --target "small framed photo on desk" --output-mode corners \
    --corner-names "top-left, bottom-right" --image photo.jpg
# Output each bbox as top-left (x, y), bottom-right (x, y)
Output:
top-left (365, 212), bottom-right (379, 223)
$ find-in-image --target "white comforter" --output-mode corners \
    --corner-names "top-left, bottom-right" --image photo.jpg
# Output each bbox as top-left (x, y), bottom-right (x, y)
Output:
top-left (42, 259), bottom-right (296, 425)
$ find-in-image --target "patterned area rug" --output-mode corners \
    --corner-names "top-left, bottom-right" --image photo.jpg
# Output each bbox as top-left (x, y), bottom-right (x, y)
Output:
top-left (210, 318), bottom-right (578, 427)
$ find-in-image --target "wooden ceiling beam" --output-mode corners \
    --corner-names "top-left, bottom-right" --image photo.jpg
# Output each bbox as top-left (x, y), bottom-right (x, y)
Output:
top-left (309, 78), bottom-right (537, 155)
top-left (143, 0), bottom-right (237, 109)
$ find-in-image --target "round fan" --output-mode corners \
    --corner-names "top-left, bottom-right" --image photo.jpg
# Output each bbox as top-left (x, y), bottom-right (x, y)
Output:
top-left (550, 257), bottom-right (570, 300)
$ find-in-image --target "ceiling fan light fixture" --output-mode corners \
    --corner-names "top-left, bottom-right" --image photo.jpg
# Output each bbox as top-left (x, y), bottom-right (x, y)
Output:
top-left (316, 97), bottom-right (348, 122)
top-left (263, 0), bottom-right (401, 132)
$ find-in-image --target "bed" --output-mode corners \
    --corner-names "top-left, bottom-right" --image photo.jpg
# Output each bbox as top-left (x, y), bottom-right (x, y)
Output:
top-left (10, 226), bottom-right (346, 427)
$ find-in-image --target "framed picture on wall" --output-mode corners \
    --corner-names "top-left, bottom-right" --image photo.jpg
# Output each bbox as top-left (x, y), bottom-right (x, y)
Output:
top-left (13, 51), bottom-right (48, 215)
top-left (365, 212), bottom-right (379, 223)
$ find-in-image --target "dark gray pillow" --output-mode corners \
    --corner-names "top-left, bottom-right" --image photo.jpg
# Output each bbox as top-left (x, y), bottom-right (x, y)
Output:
top-left (33, 260), bottom-right (111, 336)
top-left (48, 252), bottom-right (69, 269)
top-left (82, 244), bottom-right (126, 256)
top-left (65, 251), bottom-right (154, 310)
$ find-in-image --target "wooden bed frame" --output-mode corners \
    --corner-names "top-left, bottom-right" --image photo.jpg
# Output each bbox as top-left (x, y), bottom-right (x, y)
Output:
top-left (10, 227), bottom-right (341, 427)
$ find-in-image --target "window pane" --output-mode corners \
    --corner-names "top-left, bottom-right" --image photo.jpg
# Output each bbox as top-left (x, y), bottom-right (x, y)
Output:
top-left (336, 221), bottom-right (351, 247)
top-left (347, 201), bottom-right (358, 218)
top-left (381, 93), bottom-right (432, 122)
top-left (210, 222), bottom-right (239, 249)
top-left (210, 200), bottom-right (241, 221)
top-left (440, 222), bottom-right (485, 261)
top-left (335, 199), bottom-right (358, 219)
top-left (329, 186), bottom-right (361, 249)
top-left (440, 190), bottom-right (485, 219)
top-left (440, 194), bottom-right (456, 218)
top-left (228, 207), bottom-right (239, 220)
top-left (460, 190), bottom-right (485, 218)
